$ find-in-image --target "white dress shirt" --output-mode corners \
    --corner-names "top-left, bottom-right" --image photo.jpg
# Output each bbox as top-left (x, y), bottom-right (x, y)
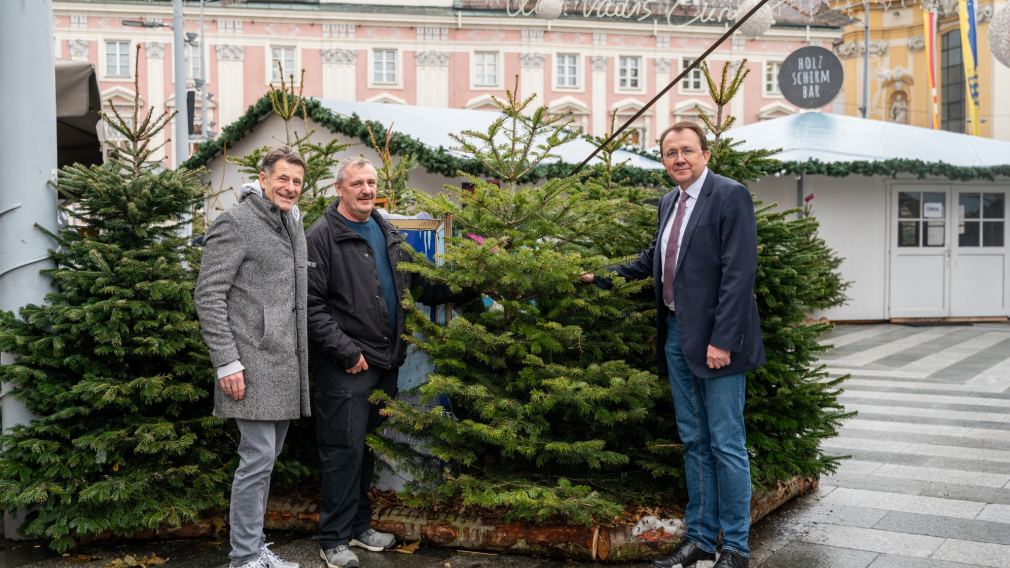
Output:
top-left (660, 167), bottom-right (708, 310)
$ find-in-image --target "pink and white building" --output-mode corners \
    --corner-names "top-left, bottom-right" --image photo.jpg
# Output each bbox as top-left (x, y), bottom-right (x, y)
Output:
top-left (52, 0), bottom-right (844, 167)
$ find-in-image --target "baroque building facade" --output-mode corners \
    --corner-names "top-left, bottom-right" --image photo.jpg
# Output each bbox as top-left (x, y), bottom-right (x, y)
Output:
top-left (830, 0), bottom-right (1010, 140)
top-left (54, 0), bottom-right (843, 166)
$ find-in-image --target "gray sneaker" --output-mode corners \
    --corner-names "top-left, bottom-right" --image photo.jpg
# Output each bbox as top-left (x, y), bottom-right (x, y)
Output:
top-left (349, 528), bottom-right (397, 552)
top-left (319, 545), bottom-right (359, 568)
top-left (260, 543), bottom-right (299, 568)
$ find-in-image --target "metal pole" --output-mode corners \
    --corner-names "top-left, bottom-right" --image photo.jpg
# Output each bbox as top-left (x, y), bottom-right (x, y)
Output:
top-left (173, 0), bottom-right (188, 167)
top-left (0, 0), bottom-right (58, 538)
top-left (199, 0), bottom-right (209, 140)
top-left (862, 0), bottom-right (870, 118)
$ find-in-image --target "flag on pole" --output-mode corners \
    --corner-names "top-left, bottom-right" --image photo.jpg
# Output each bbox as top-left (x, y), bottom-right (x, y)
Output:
top-left (957, 0), bottom-right (982, 135)
top-left (923, 8), bottom-right (940, 129)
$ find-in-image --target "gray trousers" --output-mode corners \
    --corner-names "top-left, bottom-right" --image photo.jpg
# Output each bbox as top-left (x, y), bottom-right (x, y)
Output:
top-left (230, 418), bottom-right (290, 566)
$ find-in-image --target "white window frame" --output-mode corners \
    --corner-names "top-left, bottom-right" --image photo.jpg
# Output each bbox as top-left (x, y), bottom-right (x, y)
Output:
top-left (763, 60), bottom-right (782, 97)
top-left (369, 48), bottom-right (400, 88)
top-left (268, 45), bottom-right (298, 84)
top-left (554, 53), bottom-right (581, 90)
top-left (102, 39), bottom-right (132, 80)
top-left (617, 55), bottom-right (643, 92)
top-left (471, 50), bottom-right (501, 89)
top-left (679, 58), bottom-right (705, 94)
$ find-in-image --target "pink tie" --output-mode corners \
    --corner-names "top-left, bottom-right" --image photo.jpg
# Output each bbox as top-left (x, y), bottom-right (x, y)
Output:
top-left (662, 190), bottom-right (690, 307)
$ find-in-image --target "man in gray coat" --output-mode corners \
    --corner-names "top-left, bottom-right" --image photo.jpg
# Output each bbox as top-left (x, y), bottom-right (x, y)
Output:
top-left (196, 146), bottom-right (311, 568)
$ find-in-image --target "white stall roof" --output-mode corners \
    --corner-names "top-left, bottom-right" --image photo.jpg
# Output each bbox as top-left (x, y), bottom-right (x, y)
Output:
top-left (731, 112), bottom-right (1010, 167)
top-left (319, 99), bottom-right (663, 170)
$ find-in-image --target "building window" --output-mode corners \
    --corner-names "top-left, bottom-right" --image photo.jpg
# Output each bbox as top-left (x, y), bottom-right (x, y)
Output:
top-left (682, 58), bottom-right (704, 92)
top-left (556, 53), bottom-right (579, 88)
top-left (941, 30), bottom-right (965, 133)
top-left (271, 46), bottom-right (295, 83)
top-left (618, 56), bottom-right (641, 89)
top-left (764, 61), bottom-right (781, 95)
top-left (105, 40), bottom-right (130, 78)
top-left (473, 51), bottom-right (499, 87)
top-left (626, 127), bottom-right (647, 148)
top-left (959, 192), bottom-right (1005, 247)
top-left (70, 15), bottom-right (87, 29)
top-left (373, 49), bottom-right (397, 85)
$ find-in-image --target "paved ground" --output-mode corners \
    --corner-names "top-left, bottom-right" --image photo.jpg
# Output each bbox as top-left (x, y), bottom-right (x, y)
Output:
top-left (5, 323), bottom-right (1010, 567)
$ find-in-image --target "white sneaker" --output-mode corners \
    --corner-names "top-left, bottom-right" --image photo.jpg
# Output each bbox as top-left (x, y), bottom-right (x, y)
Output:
top-left (260, 543), bottom-right (299, 568)
top-left (231, 555), bottom-right (270, 568)
top-left (349, 528), bottom-right (397, 552)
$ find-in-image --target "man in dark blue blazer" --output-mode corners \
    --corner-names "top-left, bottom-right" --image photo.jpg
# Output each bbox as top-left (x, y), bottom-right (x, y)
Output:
top-left (586, 121), bottom-right (764, 568)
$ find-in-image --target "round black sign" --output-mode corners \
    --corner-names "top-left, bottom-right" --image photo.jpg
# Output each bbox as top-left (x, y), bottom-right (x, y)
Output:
top-left (777, 46), bottom-right (844, 109)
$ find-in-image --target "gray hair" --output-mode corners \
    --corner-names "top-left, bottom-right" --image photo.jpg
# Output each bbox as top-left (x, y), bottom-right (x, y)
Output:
top-left (260, 146), bottom-right (307, 176)
top-left (335, 157), bottom-right (374, 185)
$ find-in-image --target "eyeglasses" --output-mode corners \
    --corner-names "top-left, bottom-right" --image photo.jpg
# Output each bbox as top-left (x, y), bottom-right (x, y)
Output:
top-left (663, 147), bottom-right (701, 160)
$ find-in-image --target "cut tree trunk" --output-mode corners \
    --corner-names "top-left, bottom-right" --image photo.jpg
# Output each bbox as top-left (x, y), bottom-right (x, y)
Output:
top-left (265, 476), bottom-right (817, 562)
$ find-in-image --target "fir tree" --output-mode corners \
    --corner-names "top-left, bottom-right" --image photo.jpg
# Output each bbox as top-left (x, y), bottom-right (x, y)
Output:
top-left (370, 87), bottom-right (670, 523)
top-left (0, 60), bottom-right (229, 552)
top-left (367, 124), bottom-right (421, 215)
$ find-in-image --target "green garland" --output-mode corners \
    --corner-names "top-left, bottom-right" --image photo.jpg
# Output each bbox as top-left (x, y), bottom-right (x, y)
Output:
top-left (184, 95), bottom-right (1010, 184)
top-left (778, 159), bottom-right (1010, 181)
top-left (184, 96), bottom-right (672, 187)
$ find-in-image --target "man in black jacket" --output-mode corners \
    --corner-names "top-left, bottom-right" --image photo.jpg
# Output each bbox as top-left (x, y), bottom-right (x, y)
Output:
top-left (306, 157), bottom-right (462, 568)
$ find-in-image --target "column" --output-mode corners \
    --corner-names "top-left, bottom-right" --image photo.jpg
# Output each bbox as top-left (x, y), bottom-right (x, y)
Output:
top-left (591, 55), bottom-right (608, 136)
top-left (519, 53), bottom-right (545, 104)
top-left (416, 51), bottom-right (449, 107)
top-left (215, 44), bottom-right (244, 129)
top-left (322, 48), bottom-right (357, 101)
top-left (145, 42), bottom-right (167, 163)
top-left (0, 0), bottom-right (58, 536)
top-left (655, 58), bottom-right (672, 139)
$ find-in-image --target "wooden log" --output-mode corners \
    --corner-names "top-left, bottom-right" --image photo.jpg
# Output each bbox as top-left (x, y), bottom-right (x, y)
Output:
top-left (263, 476), bottom-right (819, 562)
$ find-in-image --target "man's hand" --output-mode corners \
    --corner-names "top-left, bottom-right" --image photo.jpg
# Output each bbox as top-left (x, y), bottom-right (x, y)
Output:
top-left (706, 345), bottom-right (732, 370)
top-left (346, 354), bottom-right (369, 374)
top-left (219, 371), bottom-right (246, 401)
top-left (580, 272), bottom-right (595, 283)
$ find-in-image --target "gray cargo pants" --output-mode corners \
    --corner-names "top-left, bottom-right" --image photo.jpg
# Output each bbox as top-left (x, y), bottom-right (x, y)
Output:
top-left (229, 418), bottom-right (290, 567)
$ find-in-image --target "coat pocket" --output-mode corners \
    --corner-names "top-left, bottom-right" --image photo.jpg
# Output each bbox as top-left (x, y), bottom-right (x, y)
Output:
top-left (315, 390), bottom-right (352, 447)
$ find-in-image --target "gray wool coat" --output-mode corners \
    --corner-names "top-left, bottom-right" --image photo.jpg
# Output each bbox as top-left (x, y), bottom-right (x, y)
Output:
top-left (195, 192), bottom-right (311, 420)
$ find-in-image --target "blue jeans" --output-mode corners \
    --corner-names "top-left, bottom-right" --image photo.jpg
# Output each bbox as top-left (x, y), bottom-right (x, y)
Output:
top-left (665, 313), bottom-right (751, 557)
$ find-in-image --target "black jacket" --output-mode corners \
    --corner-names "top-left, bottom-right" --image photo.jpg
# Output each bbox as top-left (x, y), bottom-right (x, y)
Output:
top-left (305, 202), bottom-right (459, 371)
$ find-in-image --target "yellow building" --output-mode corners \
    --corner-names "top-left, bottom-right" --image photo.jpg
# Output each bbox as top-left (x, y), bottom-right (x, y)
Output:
top-left (831, 0), bottom-right (1010, 140)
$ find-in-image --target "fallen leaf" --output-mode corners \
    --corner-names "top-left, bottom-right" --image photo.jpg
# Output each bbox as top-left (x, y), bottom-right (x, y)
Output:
top-left (391, 540), bottom-right (421, 554)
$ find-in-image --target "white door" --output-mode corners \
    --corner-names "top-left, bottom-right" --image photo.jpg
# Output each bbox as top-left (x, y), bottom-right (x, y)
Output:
top-left (950, 190), bottom-right (1008, 316)
top-left (890, 186), bottom-right (951, 317)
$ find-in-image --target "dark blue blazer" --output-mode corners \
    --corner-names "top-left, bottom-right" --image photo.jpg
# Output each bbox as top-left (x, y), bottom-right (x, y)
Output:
top-left (615, 170), bottom-right (765, 379)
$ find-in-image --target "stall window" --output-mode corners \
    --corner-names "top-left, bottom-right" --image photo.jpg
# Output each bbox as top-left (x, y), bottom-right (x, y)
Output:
top-left (959, 192), bottom-right (1005, 247)
top-left (898, 191), bottom-right (946, 247)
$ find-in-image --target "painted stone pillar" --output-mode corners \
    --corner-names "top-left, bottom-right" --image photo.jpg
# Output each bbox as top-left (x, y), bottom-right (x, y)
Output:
top-left (322, 48), bottom-right (357, 101)
top-left (519, 53), bottom-right (545, 105)
top-left (655, 58), bottom-right (672, 141)
top-left (215, 44), bottom-right (244, 128)
top-left (590, 55), bottom-right (608, 136)
top-left (416, 51), bottom-right (450, 107)
top-left (145, 42), bottom-right (167, 163)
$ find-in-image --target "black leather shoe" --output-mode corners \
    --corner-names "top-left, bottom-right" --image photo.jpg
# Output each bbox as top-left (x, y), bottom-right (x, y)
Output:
top-left (713, 550), bottom-right (748, 568)
top-left (651, 539), bottom-right (716, 568)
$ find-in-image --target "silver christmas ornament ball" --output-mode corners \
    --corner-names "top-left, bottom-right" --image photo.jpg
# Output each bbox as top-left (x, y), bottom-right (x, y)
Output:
top-left (990, 2), bottom-right (1010, 69)
top-left (735, 0), bottom-right (775, 38)
top-left (536, 0), bottom-right (565, 20)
